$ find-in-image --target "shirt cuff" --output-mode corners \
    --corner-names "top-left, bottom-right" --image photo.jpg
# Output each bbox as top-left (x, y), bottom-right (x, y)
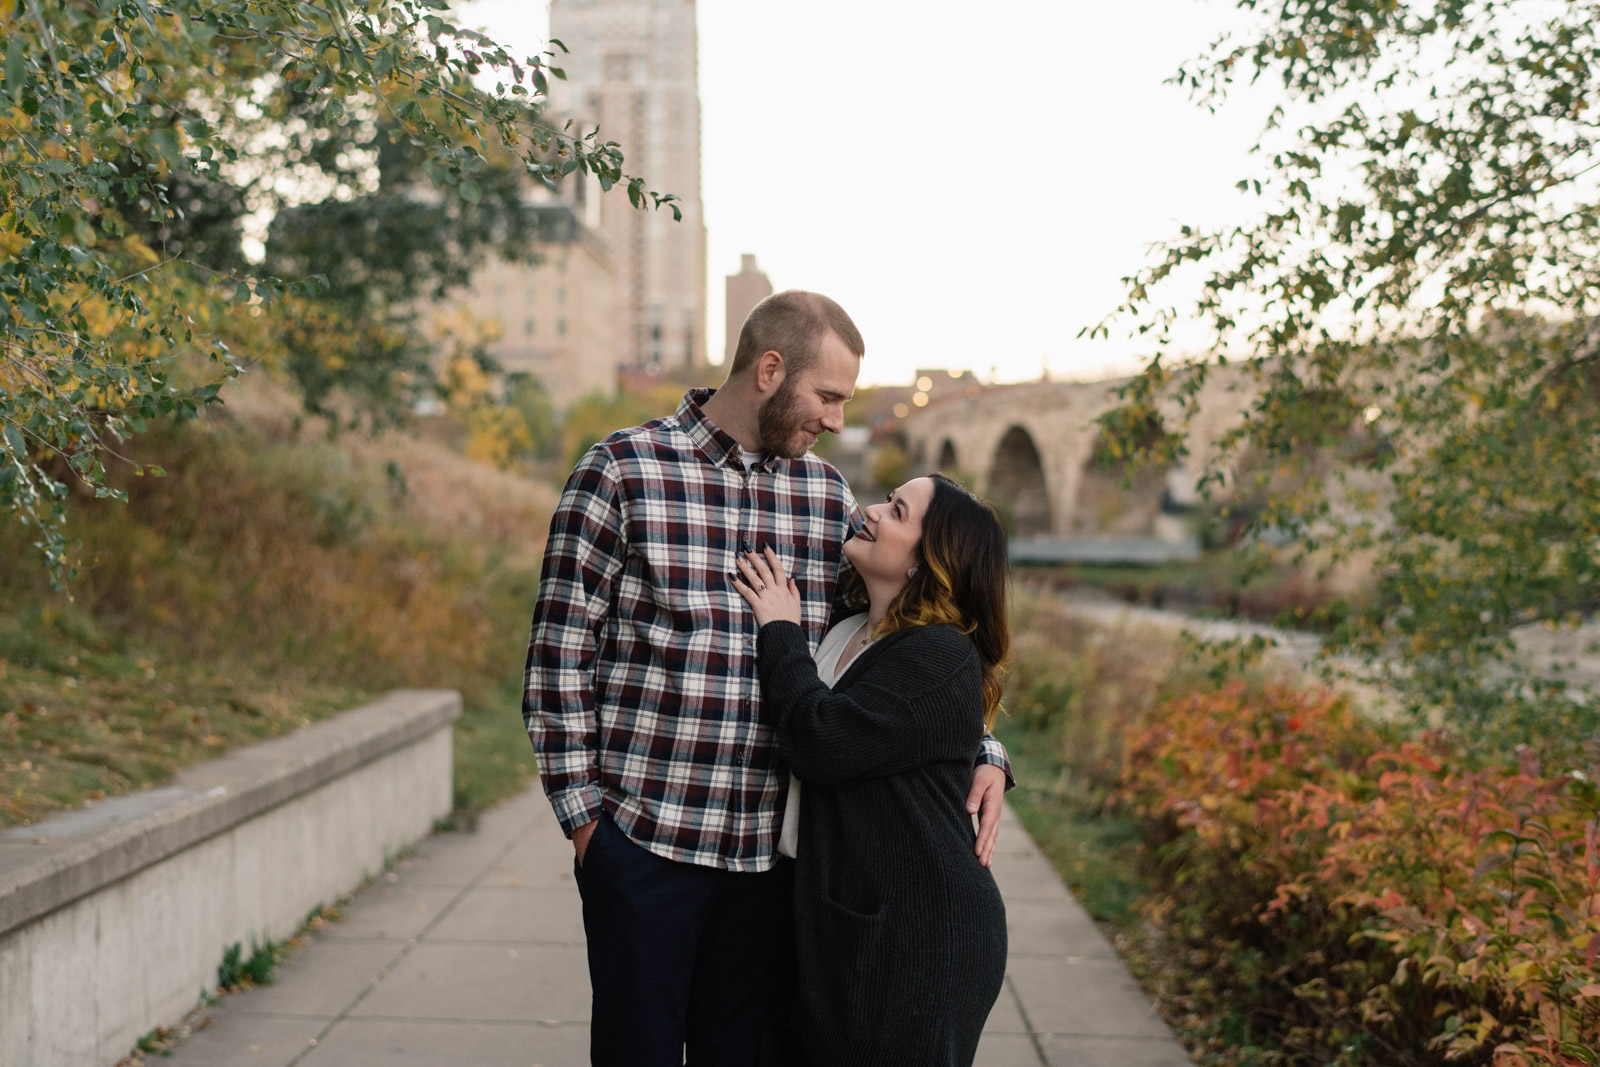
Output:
top-left (977, 734), bottom-right (1015, 791)
top-left (549, 782), bottom-right (605, 838)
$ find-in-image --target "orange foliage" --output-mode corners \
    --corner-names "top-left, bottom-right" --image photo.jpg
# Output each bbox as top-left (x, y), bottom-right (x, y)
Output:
top-left (1119, 684), bottom-right (1600, 1065)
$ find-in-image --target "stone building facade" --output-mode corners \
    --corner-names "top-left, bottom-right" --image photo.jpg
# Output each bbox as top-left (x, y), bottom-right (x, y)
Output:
top-left (431, 202), bottom-right (618, 413)
top-left (722, 254), bottom-right (772, 364)
top-left (549, 0), bottom-right (707, 371)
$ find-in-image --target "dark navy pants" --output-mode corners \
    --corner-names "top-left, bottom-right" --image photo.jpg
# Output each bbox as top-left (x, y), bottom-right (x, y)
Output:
top-left (573, 811), bottom-right (794, 1067)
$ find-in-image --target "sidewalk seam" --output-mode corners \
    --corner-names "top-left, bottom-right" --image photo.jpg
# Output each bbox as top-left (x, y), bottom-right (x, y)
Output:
top-left (282, 824), bottom-right (533, 1066)
top-left (1003, 973), bottom-right (1051, 1066)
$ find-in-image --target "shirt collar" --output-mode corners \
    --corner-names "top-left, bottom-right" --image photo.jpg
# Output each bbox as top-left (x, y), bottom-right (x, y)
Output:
top-left (678, 388), bottom-right (780, 473)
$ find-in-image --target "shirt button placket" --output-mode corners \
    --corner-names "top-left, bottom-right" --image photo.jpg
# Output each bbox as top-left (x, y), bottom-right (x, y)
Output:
top-left (740, 462), bottom-right (756, 555)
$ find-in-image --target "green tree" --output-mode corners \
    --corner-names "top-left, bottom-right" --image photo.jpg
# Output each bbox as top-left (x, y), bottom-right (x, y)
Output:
top-left (262, 111), bottom-right (582, 423)
top-left (559, 386), bottom-right (681, 468)
top-left (504, 372), bottom-right (558, 459)
top-left (1093, 0), bottom-right (1600, 749)
top-left (868, 439), bottom-right (910, 494)
top-left (0, 0), bottom-right (677, 582)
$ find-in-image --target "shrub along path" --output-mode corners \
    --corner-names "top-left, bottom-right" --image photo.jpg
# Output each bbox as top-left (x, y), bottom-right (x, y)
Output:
top-left (156, 787), bottom-right (1192, 1067)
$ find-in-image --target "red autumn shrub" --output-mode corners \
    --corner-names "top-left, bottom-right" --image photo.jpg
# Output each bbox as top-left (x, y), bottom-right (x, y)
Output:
top-left (1118, 683), bottom-right (1600, 1066)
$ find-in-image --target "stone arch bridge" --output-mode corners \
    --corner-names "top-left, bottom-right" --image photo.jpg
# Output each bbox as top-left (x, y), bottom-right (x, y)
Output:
top-left (901, 367), bottom-right (1254, 543)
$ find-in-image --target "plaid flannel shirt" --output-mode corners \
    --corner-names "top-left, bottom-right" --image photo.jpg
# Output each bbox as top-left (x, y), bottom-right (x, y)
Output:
top-left (524, 388), bottom-right (1010, 872)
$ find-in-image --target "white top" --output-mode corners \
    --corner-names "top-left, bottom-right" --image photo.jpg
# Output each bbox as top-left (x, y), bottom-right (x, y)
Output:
top-left (776, 614), bottom-right (874, 858)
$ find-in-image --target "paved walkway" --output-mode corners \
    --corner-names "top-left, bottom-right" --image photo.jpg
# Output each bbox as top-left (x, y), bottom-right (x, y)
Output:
top-left (162, 788), bottom-right (1192, 1067)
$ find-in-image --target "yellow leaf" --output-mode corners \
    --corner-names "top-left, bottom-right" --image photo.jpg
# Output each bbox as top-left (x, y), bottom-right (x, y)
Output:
top-left (1504, 960), bottom-right (1538, 984)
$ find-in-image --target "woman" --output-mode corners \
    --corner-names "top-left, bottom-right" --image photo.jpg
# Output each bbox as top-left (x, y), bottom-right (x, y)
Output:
top-left (733, 472), bottom-right (1010, 1067)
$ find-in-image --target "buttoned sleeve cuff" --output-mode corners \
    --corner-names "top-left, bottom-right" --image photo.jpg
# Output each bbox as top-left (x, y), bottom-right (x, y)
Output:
top-left (977, 733), bottom-right (1016, 791)
top-left (549, 783), bottom-right (605, 838)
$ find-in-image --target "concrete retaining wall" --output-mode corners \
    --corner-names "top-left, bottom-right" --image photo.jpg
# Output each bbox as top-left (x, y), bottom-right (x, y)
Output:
top-left (0, 689), bottom-right (461, 1067)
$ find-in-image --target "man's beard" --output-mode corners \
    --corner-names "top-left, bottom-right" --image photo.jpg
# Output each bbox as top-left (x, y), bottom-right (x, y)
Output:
top-left (757, 376), bottom-right (813, 459)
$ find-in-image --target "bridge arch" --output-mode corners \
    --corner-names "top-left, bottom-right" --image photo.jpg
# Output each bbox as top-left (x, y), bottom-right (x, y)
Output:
top-left (1072, 429), bottom-right (1168, 534)
top-left (987, 425), bottom-right (1051, 538)
top-left (935, 439), bottom-right (960, 474)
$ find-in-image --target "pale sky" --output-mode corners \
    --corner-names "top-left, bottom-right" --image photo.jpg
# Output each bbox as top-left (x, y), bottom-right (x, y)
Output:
top-left (462, 0), bottom-right (1276, 386)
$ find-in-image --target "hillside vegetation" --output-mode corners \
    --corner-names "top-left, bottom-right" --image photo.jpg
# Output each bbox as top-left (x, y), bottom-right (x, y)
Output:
top-left (0, 384), bottom-right (556, 829)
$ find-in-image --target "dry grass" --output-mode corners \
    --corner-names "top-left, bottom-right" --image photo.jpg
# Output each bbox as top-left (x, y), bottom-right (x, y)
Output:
top-left (995, 586), bottom-right (1194, 923)
top-left (1004, 586), bottom-right (1195, 798)
top-left (222, 381), bottom-right (556, 563)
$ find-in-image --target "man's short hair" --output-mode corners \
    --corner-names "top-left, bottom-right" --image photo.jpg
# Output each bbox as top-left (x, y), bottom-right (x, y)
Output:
top-left (729, 290), bottom-right (864, 379)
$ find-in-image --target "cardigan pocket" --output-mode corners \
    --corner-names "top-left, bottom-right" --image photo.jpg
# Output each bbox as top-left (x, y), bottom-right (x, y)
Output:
top-left (805, 891), bottom-right (884, 1021)
top-left (819, 888), bottom-right (881, 923)
top-left (807, 892), bottom-right (930, 1049)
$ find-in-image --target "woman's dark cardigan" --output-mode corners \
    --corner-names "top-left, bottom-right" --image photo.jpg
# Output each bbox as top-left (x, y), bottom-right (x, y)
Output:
top-left (757, 618), bottom-right (1008, 1067)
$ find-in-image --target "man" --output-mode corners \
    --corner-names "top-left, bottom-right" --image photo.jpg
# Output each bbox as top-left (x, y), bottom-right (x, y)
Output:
top-left (524, 290), bottom-right (1010, 1067)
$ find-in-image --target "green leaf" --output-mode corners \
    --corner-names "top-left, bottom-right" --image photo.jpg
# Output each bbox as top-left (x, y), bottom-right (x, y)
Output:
top-left (4, 37), bottom-right (23, 102)
top-left (459, 178), bottom-right (481, 204)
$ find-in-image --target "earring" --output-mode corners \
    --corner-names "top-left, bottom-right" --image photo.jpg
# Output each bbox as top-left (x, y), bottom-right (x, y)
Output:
top-left (907, 566), bottom-right (918, 578)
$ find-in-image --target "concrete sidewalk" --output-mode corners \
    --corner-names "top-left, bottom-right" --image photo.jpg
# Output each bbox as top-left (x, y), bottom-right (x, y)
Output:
top-left (161, 789), bottom-right (1193, 1067)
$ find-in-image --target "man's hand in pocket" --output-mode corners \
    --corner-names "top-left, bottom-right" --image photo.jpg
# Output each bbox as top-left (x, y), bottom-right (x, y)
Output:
top-left (573, 818), bottom-right (599, 866)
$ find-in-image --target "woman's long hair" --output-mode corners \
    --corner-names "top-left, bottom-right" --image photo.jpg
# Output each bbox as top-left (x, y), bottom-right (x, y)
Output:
top-left (844, 473), bottom-right (1011, 729)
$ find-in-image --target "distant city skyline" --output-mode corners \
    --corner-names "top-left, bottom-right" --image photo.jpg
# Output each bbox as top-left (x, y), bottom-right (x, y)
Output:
top-left (462, 0), bottom-right (1273, 386)
top-left (547, 0), bottom-right (707, 372)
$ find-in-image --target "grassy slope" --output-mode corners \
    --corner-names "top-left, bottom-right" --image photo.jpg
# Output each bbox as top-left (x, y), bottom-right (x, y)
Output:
top-left (0, 385), bottom-right (554, 829)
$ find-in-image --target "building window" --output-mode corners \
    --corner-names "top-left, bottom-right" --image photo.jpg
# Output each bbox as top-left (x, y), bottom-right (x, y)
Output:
top-left (557, 288), bottom-right (566, 304)
top-left (524, 319), bottom-right (535, 336)
top-left (557, 318), bottom-right (567, 337)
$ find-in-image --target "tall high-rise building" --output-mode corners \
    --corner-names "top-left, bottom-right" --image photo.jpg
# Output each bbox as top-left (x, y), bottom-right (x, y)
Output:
top-left (723, 254), bottom-right (772, 365)
top-left (549, 0), bottom-right (707, 371)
